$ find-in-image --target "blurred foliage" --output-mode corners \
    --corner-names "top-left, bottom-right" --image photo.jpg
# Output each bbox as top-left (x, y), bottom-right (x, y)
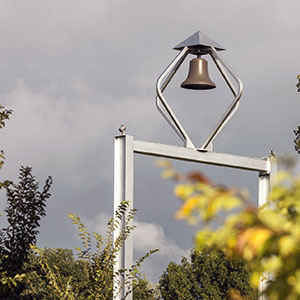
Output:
top-left (159, 160), bottom-right (300, 300)
top-left (23, 202), bottom-right (158, 300)
top-left (278, 154), bottom-right (297, 172)
top-left (159, 247), bottom-right (255, 300)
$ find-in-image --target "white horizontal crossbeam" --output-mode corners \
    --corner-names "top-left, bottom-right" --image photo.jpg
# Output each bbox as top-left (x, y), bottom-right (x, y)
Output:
top-left (133, 139), bottom-right (270, 173)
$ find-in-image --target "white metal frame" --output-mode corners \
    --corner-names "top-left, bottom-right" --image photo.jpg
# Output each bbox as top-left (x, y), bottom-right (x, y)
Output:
top-left (113, 135), bottom-right (277, 300)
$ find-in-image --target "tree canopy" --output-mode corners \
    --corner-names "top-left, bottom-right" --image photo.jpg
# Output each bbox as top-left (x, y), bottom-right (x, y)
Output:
top-left (0, 167), bottom-right (52, 299)
top-left (159, 247), bottom-right (255, 300)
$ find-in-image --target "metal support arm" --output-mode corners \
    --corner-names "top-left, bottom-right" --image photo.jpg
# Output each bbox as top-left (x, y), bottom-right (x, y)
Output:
top-left (156, 47), bottom-right (195, 149)
top-left (200, 47), bottom-right (243, 150)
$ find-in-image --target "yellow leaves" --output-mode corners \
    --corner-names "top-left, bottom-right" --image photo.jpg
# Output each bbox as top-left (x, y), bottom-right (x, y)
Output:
top-left (175, 181), bottom-right (241, 223)
top-left (161, 168), bottom-right (176, 179)
top-left (269, 185), bottom-right (289, 202)
top-left (175, 196), bottom-right (198, 221)
top-left (275, 171), bottom-right (291, 185)
top-left (261, 256), bottom-right (282, 272)
top-left (159, 161), bottom-right (300, 299)
top-left (287, 270), bottom-right (300, 294)
top-left (200, 190), bottom-right (241, 222)
top-left (0, 272), bottom-right (26, 287)
top-left (250, 272), bottom-right (261, 288)
top-left (259, 210), bottom-right (284, 231)
top-left (235, 227), bottom-right (272, 260)
top-left (217, 192), bottom-right (241, 211)
top-left (226, 236), bottom-right (236, 250)
top-left (156, 160), bottom-right (178, 179)
top-left (175, 184), bottom-right (194, 199)
top-left (13, 273), bottom-right (26, 283)
top-left (195, 230), bottom-right (215, 250)
top-left (278, 236), bottom-right (297, 257)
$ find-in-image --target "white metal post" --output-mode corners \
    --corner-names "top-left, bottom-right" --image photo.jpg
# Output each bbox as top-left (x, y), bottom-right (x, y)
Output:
top-left (258, 155), bottom-right (277, 300)
top-left (258, 173), bottom-right (270, 208)
top-left (258, 172), bottom-right (270, 300)
top-left (113, 135), bottom-right (134, 300)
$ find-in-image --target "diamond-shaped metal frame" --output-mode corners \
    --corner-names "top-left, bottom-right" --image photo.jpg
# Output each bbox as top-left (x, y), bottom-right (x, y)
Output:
top-left (156, 31), bottom-right (243, 151)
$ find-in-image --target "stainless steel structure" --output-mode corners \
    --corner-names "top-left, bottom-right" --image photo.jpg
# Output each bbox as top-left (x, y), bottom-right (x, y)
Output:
top-left (156, 31), bottom-right (243, 151)
top-left (114, 137), bottom-right (276, 300)
top-left (113, 31), bottom-right (275, 300)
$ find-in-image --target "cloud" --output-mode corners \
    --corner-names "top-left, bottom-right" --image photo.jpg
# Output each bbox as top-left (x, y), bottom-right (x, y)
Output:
top-left (133, 219), bottom-right (190, 282)
top-left (0, 0), bottom-right (299, 280)
top-left (83, 212), bottom-right (189, 283)
top-left (133, 220), bottom-right (188, 259)
top-left (0, 77), bottom-right (164, 186)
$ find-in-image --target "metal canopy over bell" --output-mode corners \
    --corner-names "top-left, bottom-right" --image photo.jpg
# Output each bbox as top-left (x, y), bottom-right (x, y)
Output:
top-left (173, 30), bottom-right (225, 55)
top-left (181, 58), bottom-right (216, 90)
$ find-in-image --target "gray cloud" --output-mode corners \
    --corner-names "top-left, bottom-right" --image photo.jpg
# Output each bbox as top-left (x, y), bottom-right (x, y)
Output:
top-left (0, 0), bottom-right (299, 282)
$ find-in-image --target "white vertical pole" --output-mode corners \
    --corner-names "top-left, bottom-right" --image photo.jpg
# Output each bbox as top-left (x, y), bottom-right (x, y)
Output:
top-left (258, 154), bottom-right (277, 300)
top-left (258, 173), bottom-right (270, 208)
top-left (114, 135), bottom-right (134, 300)
top-left (258, 172), bottom-right (270, 300)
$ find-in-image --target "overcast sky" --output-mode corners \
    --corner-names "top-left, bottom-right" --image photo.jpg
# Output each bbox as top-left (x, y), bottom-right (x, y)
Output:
top-left (0, 0), bottom-right (299, 282)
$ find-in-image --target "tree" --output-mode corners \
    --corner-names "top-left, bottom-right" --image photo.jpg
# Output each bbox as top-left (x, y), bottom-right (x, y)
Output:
top-left (21, 248), bottom-right (89, 300)
top-left (0, 166), bottom-right (53, 299)
top-left (20, 247), bottom-right (157, 300)
top-left (133, 277), bottom-right (158, 300)
top-left (294, 126), bottom-right (300, 154)
top-left (0, 105), bottom-right (12, 189)
top-left (23, 202), bottom-right (158, 300)
top-left (160, 161), bottom-right (300, 300)
top-left (294, 75), bottom-right (300, 153)
top-left (159, 248), bottom-right (255, 300)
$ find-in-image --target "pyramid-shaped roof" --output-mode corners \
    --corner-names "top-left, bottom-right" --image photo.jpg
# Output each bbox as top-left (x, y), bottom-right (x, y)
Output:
top-left (173, 31), bottom-right (225, 53)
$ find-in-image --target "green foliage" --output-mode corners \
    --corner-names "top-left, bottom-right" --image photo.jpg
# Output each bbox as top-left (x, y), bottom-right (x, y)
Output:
top-left (0, 166), bottom-right (52, 298)
top-left (159, 256), bottom-right (198, 300)
top-left (133, 277), bottom-right (159, 300)
top-left (21, 248), bottom-right (88, 300)
top-left (25, 202), bottom-right (158, 300)
top-left (0, 105), bottom-right (12, 130)
top-left (20, 248), bottom-right (158, 300)
top-left (295, 75), bottom-right (300, 153)
top-left (294, 126), bottom-right (300, 154)
top-left (0, 105), bottom-right (12, 188)
top-left (159, 248), bottom-right (255, 300)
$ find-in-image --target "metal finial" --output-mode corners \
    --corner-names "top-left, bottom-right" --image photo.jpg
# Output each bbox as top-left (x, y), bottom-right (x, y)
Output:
top-left (270, 148), bottom-right (276, 156)
top-left (119, 124), bottom-right (126, 135)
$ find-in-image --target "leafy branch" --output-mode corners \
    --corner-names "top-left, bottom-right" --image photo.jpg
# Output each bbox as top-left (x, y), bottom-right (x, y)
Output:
top-left (29, 202), bottom-right (157, 300)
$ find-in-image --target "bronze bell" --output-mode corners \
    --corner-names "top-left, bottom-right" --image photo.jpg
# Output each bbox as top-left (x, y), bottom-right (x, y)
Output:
top-left (181, 58), bottom-right (216, 90)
